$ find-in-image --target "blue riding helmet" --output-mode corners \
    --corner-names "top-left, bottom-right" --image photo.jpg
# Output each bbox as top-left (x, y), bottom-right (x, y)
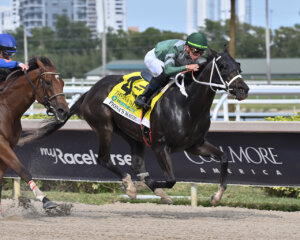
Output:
top-left (0, 33), bottom-right (17, 53)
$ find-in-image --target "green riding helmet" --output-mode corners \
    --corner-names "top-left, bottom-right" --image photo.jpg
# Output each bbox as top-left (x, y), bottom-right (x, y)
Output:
top-left (186, 32), bottom-right (208, 50)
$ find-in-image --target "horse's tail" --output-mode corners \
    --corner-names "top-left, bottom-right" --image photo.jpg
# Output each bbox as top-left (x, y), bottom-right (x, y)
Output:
top-left (18, 92), bottom-right (88, 146)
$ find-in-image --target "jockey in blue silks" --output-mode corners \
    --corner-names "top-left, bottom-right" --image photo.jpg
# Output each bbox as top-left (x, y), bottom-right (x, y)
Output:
top-left (0, 33), bottom-right (28, 82)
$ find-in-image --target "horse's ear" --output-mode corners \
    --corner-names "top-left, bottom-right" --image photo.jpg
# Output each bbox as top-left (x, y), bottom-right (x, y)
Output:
top-left (49, 59), bottom-right (55, 67)
top-left (208, 45), bottom-right (218, 57)
top-left (223, 44), bottom-right (228, 53)
top-left (37, 59), bottom-right (45, 69)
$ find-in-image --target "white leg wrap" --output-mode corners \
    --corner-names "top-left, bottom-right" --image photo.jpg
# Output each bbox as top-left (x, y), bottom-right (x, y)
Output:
top-left (137, 172), bottom-right (149, 180)
top-left (28, 180), bottom-right (45, 202)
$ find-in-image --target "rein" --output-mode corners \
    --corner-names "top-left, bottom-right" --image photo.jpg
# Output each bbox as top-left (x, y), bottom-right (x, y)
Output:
top-left (24, 70), bottom-right (64, 115)
top-left (175, 56), bottom-right (242, 97)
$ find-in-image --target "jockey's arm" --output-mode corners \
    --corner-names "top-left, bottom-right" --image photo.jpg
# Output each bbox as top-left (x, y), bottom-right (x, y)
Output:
top-left (164, 58), bottom-right (187, 76)
top-left (0, 58), bottom-right (20, 68)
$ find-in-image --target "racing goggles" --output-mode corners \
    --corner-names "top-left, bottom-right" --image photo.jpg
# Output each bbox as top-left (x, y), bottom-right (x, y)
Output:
top-left (2, 51), bottom-right (15, 57)
top-left (190, 47), bottom-right (205, 56)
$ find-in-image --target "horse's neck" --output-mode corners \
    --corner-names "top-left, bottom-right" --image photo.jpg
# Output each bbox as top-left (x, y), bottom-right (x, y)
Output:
top-left (185, 63), bottom-right (217, 115)
top-left (4, 71), bottom-right (38, 119)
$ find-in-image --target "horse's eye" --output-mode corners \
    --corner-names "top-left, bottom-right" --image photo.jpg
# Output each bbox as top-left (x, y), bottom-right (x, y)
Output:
top-left (221, 63), bottom-right (228, 70)
top-left (45, 79), bottom-right (51, 86)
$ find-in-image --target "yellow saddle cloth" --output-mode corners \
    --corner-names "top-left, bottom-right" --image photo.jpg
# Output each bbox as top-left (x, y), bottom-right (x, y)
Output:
top-left (103, 72), bottom-right (164, 128)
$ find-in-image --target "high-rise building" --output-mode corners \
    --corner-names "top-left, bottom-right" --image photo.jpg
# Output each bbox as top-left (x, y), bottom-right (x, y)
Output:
top-left (0, 6), bottom-right (14, 33)
top-left (87, 0), bottom-right (126, 36)
top-left (186, 0), bottom-right (251, 34)
top-left (0, 0), bottom-right (126, 36)
top-left (18, 0), bottom-right (87, 31)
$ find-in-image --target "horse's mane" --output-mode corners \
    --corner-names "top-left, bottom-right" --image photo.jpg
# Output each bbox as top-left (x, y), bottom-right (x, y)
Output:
top-left (6, 56), bottom-right (53, 82)
top-left (183, 53), bottom-right (214, 82)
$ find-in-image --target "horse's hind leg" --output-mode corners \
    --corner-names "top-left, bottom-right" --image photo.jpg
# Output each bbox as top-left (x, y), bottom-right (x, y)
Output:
top-left (186, 140), bottom-right (228, 205)
top-left (119, 135), bottom-right (171, 203)
top-left (95, 128), bottom-right (137, 198)
top-left (129, 143), bottom-right (175, 204)
top-left (0, 139), bottom-right (57, 210)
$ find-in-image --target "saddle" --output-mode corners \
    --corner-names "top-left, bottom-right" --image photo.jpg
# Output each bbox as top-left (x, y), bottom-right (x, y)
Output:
top-left (103, 71), bottom-right (175, 146)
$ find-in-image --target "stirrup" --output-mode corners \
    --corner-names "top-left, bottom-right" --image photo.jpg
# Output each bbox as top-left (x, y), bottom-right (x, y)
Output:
top-left (135, 96), bottom-right (147, 108)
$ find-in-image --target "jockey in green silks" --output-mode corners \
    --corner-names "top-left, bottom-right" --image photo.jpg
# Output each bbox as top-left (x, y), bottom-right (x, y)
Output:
top-left (134, 32), bottom-right (208, 109)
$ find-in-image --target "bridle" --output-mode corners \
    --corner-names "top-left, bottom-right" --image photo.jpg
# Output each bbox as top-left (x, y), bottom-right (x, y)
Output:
top-left (175, 56), bottom-right (242, 97)
top-left (24, 70), bottom-right (65, 115)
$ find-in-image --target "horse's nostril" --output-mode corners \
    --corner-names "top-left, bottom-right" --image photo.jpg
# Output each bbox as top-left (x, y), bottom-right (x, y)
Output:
top-left (57, 108), bottom-right (65, 114)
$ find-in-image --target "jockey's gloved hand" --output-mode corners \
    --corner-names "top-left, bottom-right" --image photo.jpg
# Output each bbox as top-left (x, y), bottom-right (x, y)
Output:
top-left (19, 62), bottom-right (29, 71)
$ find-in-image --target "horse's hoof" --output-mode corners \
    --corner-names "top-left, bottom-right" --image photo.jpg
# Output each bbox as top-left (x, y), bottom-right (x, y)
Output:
top-left (43, 200), bottom-right (57, 209)
top-left (126, 189), bottom-right (137, 199)
top-left (161, 197), bottom-right (173, 205)
top-left (154, 188), bottom-right (173, 204)
top-left (210, 194), bottom-right (218, 206)
top-left (122, 174), bottom-right (137, 199)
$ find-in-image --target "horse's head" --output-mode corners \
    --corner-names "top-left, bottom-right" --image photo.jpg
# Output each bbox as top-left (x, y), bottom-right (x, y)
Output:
top-left (28, 57), bottom-right (69, 122)
top-left (209, 46), bottom-right (249, 100)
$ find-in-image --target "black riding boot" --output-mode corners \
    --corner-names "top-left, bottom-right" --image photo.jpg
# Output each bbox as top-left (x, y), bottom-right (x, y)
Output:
top-left (134, 72), bottom-right (167, 109)
top-left (134, 85), bottom-right (155, 109)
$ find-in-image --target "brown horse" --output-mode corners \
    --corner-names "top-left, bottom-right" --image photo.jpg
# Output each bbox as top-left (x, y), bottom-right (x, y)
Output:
top-left (0, 56), bottom-right (69, 214)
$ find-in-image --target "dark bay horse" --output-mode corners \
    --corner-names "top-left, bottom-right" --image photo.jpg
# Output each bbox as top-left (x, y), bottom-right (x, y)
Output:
top-left (0, 57), bottom-right (69, 214)
top-left (20, 48), bottom-right (249, 205)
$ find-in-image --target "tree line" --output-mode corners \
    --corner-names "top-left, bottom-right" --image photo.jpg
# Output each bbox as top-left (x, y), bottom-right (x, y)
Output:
top-left (7, 15), bottom-right (300, 78)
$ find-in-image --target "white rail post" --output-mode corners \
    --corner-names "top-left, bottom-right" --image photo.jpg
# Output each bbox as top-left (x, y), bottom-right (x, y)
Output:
top-left (223, 96), bottom-right (229, 121)
top-left (235, 102), bottom-right (241, 121)
top-left (12, 178), bottom-right (21, 199)
top-left (190, 183), bottom-right (198, 207)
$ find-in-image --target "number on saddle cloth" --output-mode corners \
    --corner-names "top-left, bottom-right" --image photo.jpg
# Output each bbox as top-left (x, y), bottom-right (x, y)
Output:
top-left (121, 75), bottom-right (143, 95)
top-left (120, 71), bottom-right (150, 97)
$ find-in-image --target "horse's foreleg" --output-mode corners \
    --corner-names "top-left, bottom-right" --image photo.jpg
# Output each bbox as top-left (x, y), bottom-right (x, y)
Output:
top-left (0, 140), bottom-right (56, 209)
top-left (186, 140), bottom-right (228, 205)
top-left (0, 160), bottom-right (8, 216)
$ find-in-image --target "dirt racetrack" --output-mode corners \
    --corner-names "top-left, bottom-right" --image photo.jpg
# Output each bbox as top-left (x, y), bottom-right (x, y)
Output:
top-left (0, 198), bottom-right (299, 240)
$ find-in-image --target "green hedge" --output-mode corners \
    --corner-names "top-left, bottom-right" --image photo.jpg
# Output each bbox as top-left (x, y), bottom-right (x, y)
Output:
top-left (265, 112), bottom-right (300, 121)
top-left (3, 178), bottom-right (122, 194)
top-left (263, 186), bottom-right (300, 198)
top-left (22, 113), bottom-right (79, 120)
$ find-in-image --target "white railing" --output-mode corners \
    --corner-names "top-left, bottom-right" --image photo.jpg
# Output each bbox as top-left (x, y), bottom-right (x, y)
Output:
top-left (212, 85), bottom-right (300, 121)
top-left (64, 78), bottom-right (300, 87)
top-left (25, 81), bottom-right (300, 121)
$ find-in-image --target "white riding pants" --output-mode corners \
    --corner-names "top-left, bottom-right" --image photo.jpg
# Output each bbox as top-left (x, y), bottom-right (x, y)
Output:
top-left (144, 49), bottom-right (164, 77)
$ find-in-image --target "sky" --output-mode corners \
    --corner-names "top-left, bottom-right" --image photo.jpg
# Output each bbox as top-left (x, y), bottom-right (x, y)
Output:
top-left (1, 0), bottom-right (299, 32)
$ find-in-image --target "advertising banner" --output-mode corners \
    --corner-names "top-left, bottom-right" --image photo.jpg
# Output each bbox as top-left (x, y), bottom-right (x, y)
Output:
top-left (6, 130), bottom-right (300, 186)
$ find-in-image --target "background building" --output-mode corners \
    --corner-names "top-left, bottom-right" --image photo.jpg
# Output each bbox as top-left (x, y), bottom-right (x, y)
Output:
top-left (88, 0), bottom-right (126, 35)
top-left (0, 0), bottom-right (127, 36)
top-left (0, 6), bottom-right (14, 33)
top-left (187, 0), bottom-right (251, 34)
